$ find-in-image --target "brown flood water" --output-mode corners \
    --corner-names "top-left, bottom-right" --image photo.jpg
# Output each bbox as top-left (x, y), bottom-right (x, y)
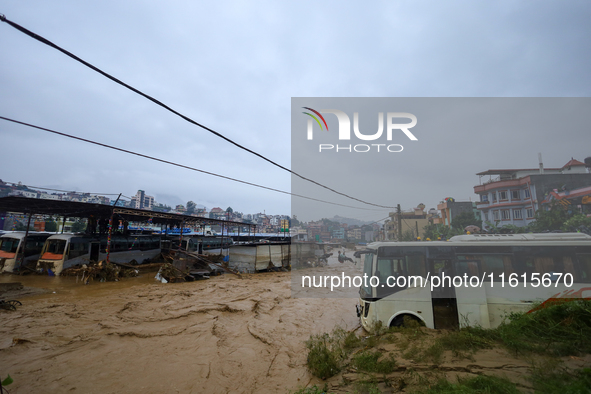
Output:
top-left (0, 257), bottom-right (361, 394)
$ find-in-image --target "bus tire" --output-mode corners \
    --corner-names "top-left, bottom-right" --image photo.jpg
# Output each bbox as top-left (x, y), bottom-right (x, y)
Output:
top-left (390, 314), bottom-right (423, 328)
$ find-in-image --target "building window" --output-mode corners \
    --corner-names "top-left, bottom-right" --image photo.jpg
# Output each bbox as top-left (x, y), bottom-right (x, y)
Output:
top-left (524, 189), bottom-right (530, 199)
top-left (493, 211), bottom-right (499, 221)
top-left (501, 210), bottom-right (511, 220)
top-left (526, 208), bottom-right (534, 218)
top-left (511, 190), bottom-right (520, 200)
top-left (481, 195), bottom-right (488, 202)
top-left (513, 209), bottom-right (523, 219)
top-left (492, 192), bottom-right (497, 202)
top-left (499, 191), bottom-right (508, 201)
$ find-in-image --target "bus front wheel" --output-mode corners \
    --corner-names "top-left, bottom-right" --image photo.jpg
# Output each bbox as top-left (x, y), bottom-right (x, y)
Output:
top-left (390, 314), bottom-right (424, 328)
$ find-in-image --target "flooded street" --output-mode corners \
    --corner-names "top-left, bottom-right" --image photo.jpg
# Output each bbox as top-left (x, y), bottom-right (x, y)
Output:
top-left (0, 257), bottom-right (361, 393)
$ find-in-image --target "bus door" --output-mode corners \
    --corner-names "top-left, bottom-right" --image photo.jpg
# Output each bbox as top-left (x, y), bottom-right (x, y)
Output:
top-left (428, 258), bottom-right (459, 329)
top-left (376, 246), bottom-right (433, 327)
top-left (425, 246), bottom-right (456, 329)
top-left (453, 248), bottom-right (491, 328)
top-left (90, 242), bottom-right (100, 262)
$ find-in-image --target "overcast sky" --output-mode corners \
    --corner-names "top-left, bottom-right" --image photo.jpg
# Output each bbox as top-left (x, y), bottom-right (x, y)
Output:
top-left (1, 1), bottom-right (590, 221)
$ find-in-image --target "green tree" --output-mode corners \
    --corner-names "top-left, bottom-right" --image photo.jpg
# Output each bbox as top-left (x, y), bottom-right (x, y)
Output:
top-left (15, 221), bottom-right (33, 231)
top-left (561, 214), bottom-right (591, 232)
top-left (423, 223), bottom-right (459, 240)
top-left (529, 202), bottom-right (570, 232)
top-left (400, 229), bottom-right (416, 241)
top-left (186, 201), bottom-right (196, 215)
top-left (226, 207), bottom-right (233, 213)
top-left (497, 224), bottom-right (529, 234)
top-left (44, 218), bottom-right (58, 232)
top-left (484, 220), bottom-right (501, 233)
top-left (71, 219), bottom-right (86, 233)
top-left (451, 211), bottom-right (481, 231)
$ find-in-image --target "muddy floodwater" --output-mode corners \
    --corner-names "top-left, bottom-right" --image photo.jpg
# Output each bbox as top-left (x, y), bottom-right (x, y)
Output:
top-left (0, 257), bottom-right (361, 393)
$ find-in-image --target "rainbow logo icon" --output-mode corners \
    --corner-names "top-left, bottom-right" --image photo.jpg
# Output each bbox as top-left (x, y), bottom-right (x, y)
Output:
top-left (302, 107), bottom-right (329, 131)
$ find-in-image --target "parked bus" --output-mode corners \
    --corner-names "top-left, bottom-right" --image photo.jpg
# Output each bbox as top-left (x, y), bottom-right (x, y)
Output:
top-left (0, 232), bottom-right (52, 273)
top-left (160, 235), bottom-right (233, 255)
top-left (36, 234), bottom-right (161, 275)
top-left (356, 233), bottom-right (591, 330)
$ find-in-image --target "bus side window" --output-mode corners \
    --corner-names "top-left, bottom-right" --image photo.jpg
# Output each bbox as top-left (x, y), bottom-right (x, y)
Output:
top-left (431, 261), bottom-right (446, 276)
top-left (482, 255), bottom-right (512, 281)
top-left (376, 259), bottom-right (394, 282)
top-left (406, 255), bottom-right (426, 277)
top-left (70, 242), bottom-right (89, 259)
top-left (503, 255), bottom-right (515, 275)
top-left (576, 255), bottom-right (591, 283)
top-left (376, 258), bottom-right (407, 298)
top-left (534, 257), bottom-right (555, 276)
top-left (514, 256), bottom-right (535, 279)
top-left (562, 257), bottom-right (575, 279)
top-left (533, 255), bottom-right (572, 283)
top-left (455, 255), bottom-right (481, 276)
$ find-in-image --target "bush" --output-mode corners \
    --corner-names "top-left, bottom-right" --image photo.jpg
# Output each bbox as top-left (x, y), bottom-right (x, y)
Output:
top-left (532, 367), bottom-right (591, 394)
top-left (305, 327), bottom-right (352, 379)
top-left (495, 300), bottom-right (591, 356)
top-left (415, 375), bottom-right (520, 394)
top-left (351, 351), bottom-right (396, 374)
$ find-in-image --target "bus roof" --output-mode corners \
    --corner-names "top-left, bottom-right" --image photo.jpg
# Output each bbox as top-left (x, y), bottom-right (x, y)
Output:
top-left (45, 233), bottom-right (89, 241)
top-left (0, 231), bottom-right (54, 240)
top-left (365, 232), bottom-right (591, 250)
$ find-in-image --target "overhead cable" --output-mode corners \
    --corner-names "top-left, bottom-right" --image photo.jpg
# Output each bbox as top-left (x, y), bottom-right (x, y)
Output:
top-left (0, 115), bottom-right (390, 212)
top-left (0, 14), bottom-right (395, 209)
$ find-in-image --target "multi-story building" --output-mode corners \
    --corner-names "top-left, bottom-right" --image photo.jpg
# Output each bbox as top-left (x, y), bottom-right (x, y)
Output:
top-left (9, 189), bottom-right (38, 199)
top-left (385, 204), bottom-right (431, 240)
top-left (38, 192), bottom-right (60, 201)
top-left (364, 231), bottom-right (375, 243)
top-left (474, 158), bottom-right (591, 229)
top-left (290, 227), bottom-right (308, 241)
top-left (307, 221), bottom-right (322, 242)
top-left (332, 227), bottom-right (345, 239)
top-left (130, 190), bottom-right (154, 210)
top-left (432, 200), bottom-right (480, 228)
top-left (209, 207), bottom-right (225, 220)
top-left (194, 208), bottom-right (208, 218)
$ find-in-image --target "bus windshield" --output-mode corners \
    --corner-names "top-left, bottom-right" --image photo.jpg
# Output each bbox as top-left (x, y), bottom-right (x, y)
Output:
top-left (0, 238), bottom-right (19, 254)
top-left (360, 252), bottom-right (374, 298)
top-left (42, 239), bottom-right (67, 259)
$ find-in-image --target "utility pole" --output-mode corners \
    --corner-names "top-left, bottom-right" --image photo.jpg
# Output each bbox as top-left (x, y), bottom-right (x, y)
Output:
top-left (106, 193), bottom-right (122, 264)
top-left (397, 204), bottom-right (402, 241)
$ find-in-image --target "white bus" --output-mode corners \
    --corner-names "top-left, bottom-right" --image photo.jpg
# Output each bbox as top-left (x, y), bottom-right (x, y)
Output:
top-left (0, 232), bottom-right (52, 273)
top-left (160, 235), bottom-right (233, 255)
top-left (356, 233), bottom-right (591, 330)
top-left (36, 233), bottom-right (161, 276)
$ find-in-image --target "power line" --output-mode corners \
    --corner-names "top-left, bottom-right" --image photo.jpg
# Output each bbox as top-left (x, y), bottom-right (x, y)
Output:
top-left (0, 14), bottom-right (395, 210)
top-left (367, 215), bottom-right (392, 226)
top-left (0, 115), bottom-right (388, 212)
